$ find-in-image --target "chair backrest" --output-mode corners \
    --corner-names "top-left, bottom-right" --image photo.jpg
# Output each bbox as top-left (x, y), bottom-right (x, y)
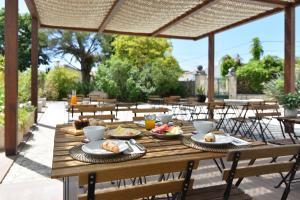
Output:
top-left (250, 103), bottom-right (281, 118)
top-left (75, 105), bottom-right (97, 114)
top-left (78, 159), bottom-right (198, 200)
top-left (131, 108), bottom-right (170, 121)
top-left (164, 96), bottom-right (181, 103)
top-left (222, 144), bottom-right (300, 200)
top-left (79, 114), bottom-right (115, 122)
top-left (95, 105), bottom-right (116, 112)
top-left (97, 98), bottom-right (117, 104)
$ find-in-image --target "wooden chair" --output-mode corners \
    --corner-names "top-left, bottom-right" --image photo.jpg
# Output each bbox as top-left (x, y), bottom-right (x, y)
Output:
top-left (79, 105), bottom-right (116, 122)
top-left (79, 114), bottom-right (115, 122)
top-left (186, 144), bottom-right (300, 200)
top-left (97, 98), bottom-right (117, 105)
top-left (131, 107), bottom-right (170, 121)
top-left (78, 160), bottom-right (198, 200)
top-left (249, 103), bottom-right (281, 142)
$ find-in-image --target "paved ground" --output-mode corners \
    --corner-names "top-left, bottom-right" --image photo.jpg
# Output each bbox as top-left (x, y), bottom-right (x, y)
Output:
top-left (0, 101), bottom-right (299, 200)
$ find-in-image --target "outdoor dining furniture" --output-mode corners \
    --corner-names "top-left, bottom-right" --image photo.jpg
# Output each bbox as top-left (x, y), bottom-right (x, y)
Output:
top-left (51, 120), bottom-right (271, 200)
top-left (178, 102), bottom-right (208, 121)
top-left (131, 107), bottom-right (170, 121)
top-left (222, 99), bottom-right (264, 136)
top-left (275, 117), bottom-right (300, 145)
top-left (248, 103), bottom-right (281, 142)
top-left (187, 144), bottom-right (300, 200)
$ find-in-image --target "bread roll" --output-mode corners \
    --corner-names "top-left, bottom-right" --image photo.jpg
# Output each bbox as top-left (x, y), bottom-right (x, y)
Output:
top-left (101, 140), bottom-right (120, 153)
top-left (204, 133), bottom-right (216, 142)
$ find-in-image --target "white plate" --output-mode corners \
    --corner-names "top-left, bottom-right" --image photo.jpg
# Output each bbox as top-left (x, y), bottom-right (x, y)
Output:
top-left (151, 130), bottom-right (182, 139)
top-left (107, 128), bottom-right (142, 139)
top-left (82, 140), bottom-right (128, 156)
top-left (191, 134), bottom-right (233, 145)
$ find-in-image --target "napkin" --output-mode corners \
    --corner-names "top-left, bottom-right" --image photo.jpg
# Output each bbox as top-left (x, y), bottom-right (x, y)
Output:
top-left (230, 136), bottom-right (250, 146)
top-left (124, 142), bottom-right (146, 155)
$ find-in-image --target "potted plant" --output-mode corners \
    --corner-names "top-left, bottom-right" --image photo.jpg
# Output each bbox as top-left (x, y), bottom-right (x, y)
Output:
top-left (279, 93), bottom-right (300, 117)
top-left (196, 87), bottom-right (206, 102)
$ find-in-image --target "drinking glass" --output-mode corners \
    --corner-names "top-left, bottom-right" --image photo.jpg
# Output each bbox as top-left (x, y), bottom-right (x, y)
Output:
top-left (145, 114), bottom-right (156, 130)
top-left (70, 90), bottom-right (77, 105)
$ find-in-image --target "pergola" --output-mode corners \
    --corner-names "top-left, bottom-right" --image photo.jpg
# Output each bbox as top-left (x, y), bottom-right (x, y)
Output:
top-left (4, 0), bottom-right (299, 155)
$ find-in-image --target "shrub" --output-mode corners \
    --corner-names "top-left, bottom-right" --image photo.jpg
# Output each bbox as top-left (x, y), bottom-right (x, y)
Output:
top-left (18, 69), bottom-right (31, 103)
top-left (44, 67), bottom-right (80, 100)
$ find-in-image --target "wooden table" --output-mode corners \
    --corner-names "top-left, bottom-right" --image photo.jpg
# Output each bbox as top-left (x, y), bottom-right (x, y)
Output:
top-left (276, 117), bottom-right (300, 144)
top-left (52, 121), bottom-right (227, 199)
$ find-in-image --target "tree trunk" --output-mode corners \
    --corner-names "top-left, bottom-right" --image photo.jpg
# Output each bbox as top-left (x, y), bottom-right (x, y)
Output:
top-left (81, 63), bottom-right (91, 84)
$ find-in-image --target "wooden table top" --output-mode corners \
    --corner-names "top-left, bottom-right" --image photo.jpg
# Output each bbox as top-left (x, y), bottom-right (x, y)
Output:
top-left (277, 116), bottom-right (300, 124)
top-left (51, 121), bottom-right (226, 179)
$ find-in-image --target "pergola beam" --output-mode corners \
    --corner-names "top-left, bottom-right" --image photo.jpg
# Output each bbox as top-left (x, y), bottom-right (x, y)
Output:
top-left (25, 0), bottom-right (39, 19)
top-left (284, 5), bottom-right (296, 94)
top-left (98, 0), bottom-right (125, 33)
top-left (4, 0), bottom-right (18, 156)
top-left (31, 17), bottom-right (38, 123)
top-left (151, 0), bottom-right (219, 36)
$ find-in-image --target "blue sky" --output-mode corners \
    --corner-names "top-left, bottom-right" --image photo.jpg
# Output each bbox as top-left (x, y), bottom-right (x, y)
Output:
top-left (0, 1), bottom-right (299, 77)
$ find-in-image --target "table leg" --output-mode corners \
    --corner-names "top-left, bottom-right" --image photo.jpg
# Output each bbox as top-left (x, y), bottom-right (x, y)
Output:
top-left (63, 177), bottom-right (70, 200)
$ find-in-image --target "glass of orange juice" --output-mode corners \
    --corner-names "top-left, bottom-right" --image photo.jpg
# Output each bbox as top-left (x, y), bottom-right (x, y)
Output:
top-left (145, 114), bottom-right (156, 130)
top-left (70, 90), bottom-right (77, 105)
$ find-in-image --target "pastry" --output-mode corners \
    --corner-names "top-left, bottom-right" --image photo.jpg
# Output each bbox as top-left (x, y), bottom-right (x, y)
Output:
top-left (204, 133), bottom-right (216, 142)
top-left (101, 140), bottom-right (120, 153)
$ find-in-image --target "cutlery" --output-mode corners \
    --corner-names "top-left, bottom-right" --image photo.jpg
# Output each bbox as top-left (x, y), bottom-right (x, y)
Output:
top-left (125, 141), bottom-right (134, 152)
top-left (129, 139), bottom-right (145, 151)
top-left (224, 133), bottom-right (242, 144)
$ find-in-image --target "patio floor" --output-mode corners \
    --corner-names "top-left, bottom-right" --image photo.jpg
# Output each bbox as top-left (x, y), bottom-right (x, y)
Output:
top-left (0, 101), bottom-right (299, 200)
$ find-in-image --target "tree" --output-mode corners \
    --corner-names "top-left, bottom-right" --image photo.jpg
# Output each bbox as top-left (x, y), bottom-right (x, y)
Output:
top-left (250, 37), bottom-right (264, 60)
top-left (94, 36), bottom-right (182, 101)
top-left (0, 9), bottom-right (49, 71)
top-left (44, 67), bottom-right (80, 100)
top-left (220, 55), bottom-right (239, 77)
top-left (237, 55), bottom-right (283, 93)
top-left (41, 30), bottom-right (114, 83)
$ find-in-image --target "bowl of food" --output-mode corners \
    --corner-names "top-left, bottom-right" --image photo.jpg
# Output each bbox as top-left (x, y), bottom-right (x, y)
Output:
top-left (83, 126), bottom-right (105, 141)
top-left (74, 118), bottom-right (89, 130)
top-left (193, 120), bottom-right (216, 135)
top-left (158, 114), bottom-right (173, 124)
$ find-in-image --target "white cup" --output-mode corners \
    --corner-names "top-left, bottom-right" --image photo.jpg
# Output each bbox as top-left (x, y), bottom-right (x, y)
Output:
top-left (83, 126), bottom-right (105, 141)
top-left (193, 120), bottom-right (216, 136)
top-left (158, 114), bottom-right (173, 124)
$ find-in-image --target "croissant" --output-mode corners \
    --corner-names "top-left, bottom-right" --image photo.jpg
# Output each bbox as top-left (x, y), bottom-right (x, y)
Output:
top-left (101, 140), bottom-right (120, 153)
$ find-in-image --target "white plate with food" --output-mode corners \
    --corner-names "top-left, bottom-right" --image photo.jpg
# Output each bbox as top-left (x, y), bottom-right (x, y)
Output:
top-left (151, 125), bottom-right (183, 139)
top-left (107, 126), bottom-right (142, 139)
top-left (82, 140), bottom-right (128, 156)
top-left (191, 133), bottom-right (233, 145)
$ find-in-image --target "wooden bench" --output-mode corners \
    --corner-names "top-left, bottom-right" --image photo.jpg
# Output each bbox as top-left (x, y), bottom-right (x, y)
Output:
top-left (78, 160), bottom-right (198, 200)
top-left (132, 107), bottom-right (170, 121)
top-left (186, 144), bottom-right (300, 200)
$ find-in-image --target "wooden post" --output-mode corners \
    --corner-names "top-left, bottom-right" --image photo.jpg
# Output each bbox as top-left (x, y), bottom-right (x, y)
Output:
top-left (208, 33), bottom-right (215, 101)
top-left (208, 33), bottom-right (215, 119)
top-left (31, 17), bottom-right (38, 123)
top-left (284, 5), bottom-right (295, 94)
top-left (4, 0), bottom-right (18, 156)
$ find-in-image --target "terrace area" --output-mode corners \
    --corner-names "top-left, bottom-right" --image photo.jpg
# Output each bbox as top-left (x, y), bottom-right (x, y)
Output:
top-left (1, 0), bottom-right (300, 200)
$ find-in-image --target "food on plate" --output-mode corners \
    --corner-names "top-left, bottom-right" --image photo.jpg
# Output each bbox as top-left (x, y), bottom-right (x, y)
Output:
top-left (204, 132), bottom-right (216, 142)
top-left (151, 125), bottom-right (182, 135)
top-left (88, 118), bottom-right (105, 126)
top-left (210, 130), bottom-right (224, 135)
top-left (101, 140), bottom-right (120, 153)
top-left (111, 126), bottom-right (139, 136)
top-left (74, 118), bottom-right (89, 130)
